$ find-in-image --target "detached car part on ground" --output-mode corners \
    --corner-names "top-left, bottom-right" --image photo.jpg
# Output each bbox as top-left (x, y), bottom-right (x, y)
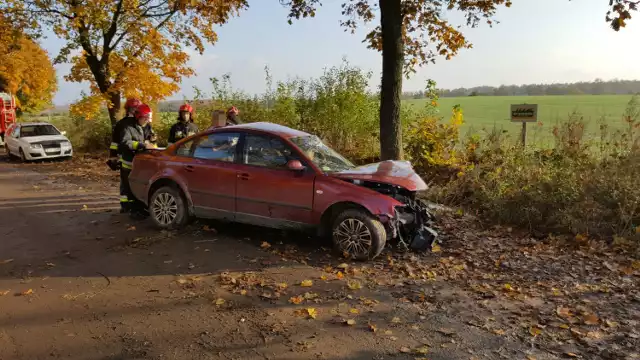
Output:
top-left (129, 122), bottom-right (439, 261)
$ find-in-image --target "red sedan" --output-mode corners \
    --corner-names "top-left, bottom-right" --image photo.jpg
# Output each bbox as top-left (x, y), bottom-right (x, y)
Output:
top-left (129, 122), bottom-right (437, 260)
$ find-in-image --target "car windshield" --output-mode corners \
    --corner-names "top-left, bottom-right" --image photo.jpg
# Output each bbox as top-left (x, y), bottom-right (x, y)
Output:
top-left (290, 135), bottom-right (355, 173)
top-left (20, 125), bottom-right (60, 137)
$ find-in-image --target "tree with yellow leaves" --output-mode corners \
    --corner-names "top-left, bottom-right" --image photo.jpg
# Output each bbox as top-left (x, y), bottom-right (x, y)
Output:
top-left (0, 16), bottom-right (57, 114)
top-left (1, 0), bottom-right (248, 125)
top-left (281, 0), bottom-right (637, 160)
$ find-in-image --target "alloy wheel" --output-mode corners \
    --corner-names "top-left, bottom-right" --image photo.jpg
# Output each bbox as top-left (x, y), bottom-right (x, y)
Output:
top-left (333, 218), bottom-right (372, 258)
top-left (152, 192), bottom-right (178, 226)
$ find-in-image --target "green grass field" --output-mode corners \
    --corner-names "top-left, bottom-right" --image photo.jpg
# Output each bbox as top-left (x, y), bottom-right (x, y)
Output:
top-left (406, 94), bottom-right (637, 145)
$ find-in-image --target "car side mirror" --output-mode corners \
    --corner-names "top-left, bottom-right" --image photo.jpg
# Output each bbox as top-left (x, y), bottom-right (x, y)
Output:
top-left (287, 160), bottom-right (305, 172)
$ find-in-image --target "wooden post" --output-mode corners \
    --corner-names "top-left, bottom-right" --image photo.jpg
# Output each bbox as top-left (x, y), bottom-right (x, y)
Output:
top-left (521, 121), bottom-right (527, 148)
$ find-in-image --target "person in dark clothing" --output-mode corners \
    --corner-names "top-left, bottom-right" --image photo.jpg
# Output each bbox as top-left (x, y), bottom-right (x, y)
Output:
top-left (119, 103), bottom-right (155, 219)
top-left (108, 98), bottom-right (141, 213)
top-left (226, 106), bottom-right (242, 126)
top-left (168, 103), bottom-right (198, 145)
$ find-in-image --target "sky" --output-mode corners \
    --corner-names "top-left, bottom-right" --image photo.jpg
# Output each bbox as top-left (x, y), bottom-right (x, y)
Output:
top-left (42, 0), bottom-right (640, 105)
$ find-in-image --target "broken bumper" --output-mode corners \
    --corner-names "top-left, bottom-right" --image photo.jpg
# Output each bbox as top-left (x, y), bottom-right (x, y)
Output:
top-left (386, 199), bottom-right (439, 251)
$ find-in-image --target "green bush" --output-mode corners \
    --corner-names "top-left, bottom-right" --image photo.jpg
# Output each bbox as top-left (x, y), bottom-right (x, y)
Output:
top-left (429, 95), bottom-right (640, 245)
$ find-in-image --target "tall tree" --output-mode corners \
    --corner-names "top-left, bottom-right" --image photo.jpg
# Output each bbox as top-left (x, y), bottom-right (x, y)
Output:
top-left (282, 0), bottom-right (512, 160)
top-left (0, 16), bottom-right (57, 113)
top-left (1, 0), bottom-right (248, 125)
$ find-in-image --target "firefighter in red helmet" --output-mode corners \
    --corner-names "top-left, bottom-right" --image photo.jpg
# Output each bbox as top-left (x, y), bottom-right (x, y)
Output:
top-left (168, 103), bottom-right (199, 145)
top-left (119, 103), bottom-right (155, 219)
top-left (107, 97), bottom-right (141, 213)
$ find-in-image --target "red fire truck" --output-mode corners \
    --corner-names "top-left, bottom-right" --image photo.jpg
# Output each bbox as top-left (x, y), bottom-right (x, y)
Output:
top-left (0, 92), bottom-right (17, 145)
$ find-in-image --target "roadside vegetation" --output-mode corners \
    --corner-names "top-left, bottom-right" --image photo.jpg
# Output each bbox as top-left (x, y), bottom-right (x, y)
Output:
top-left (34, 62), bottom-right (640, 250)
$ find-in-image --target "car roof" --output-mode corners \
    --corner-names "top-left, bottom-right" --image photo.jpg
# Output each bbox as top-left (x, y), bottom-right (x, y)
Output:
top-left (222, 122), bottom-right (311, 139)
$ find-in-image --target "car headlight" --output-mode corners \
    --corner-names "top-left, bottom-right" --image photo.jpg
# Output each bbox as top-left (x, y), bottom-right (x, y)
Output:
top-left (30, 144), bottom-right (42, 149)
top-left (61, 141), bottom-right (71, 147)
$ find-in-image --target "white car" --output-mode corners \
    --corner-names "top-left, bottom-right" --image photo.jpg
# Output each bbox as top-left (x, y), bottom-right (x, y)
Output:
top-left (4, 122), bottom-right (73, 161)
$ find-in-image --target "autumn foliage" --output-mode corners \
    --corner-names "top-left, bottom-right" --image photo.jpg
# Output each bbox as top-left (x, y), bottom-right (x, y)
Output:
top-left (1, 0), bottom-right (248, 124)
top-left (0, 16), bottom-right (56, 113)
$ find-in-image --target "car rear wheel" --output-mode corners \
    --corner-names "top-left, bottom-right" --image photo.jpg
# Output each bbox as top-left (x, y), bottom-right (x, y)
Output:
top-left (149, 186), bottom-right (189, 229)
top-left (331, 209), bottom-right (386, 261)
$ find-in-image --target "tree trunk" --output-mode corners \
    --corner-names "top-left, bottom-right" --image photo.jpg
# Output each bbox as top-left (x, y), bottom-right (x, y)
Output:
top-left (108, 91), bottom-right (121, 126)
top-left (378, 0), bottom-right (404, 160)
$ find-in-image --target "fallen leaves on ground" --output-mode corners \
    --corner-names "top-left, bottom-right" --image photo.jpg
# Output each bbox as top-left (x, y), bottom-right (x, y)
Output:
top-left (345, 319), bottom-right (356, 326)
top-left (583, 313), bottom-right (599, 325)
top-left (0, 259), bottom-right (14, 265)
top-left (214, 298), bottom-right (225, 306)
top-left (347, 280), bottom-right (361, 290)
top-left (289, 295), bottom-right (304, 305)
top-left (294, 308), bottom-right (317, 319)
top-left (0, 290), bottom-right (10, 296)
top-left (17, 289), bottom-right (33, 296)
top-left (260, 241), bottom-right (271, 249)
top-left (299, 280), bottom-right (313, 287)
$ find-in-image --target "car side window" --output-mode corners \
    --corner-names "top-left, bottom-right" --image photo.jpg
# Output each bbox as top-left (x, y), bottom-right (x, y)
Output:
top-left (243, 134), bottom-right (297, 169)
top-left (175, 140), bottom-right (194, 157)
top-left (193, 133), bottom-right (240, 162)
top-left (12, 127), bottom-right (20, 138)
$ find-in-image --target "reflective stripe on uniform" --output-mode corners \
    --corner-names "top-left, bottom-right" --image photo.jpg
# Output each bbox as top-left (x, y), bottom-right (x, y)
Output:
top-left (121, 159), bottom-right (133, 169)
top-left (132, 141), bottom-right (139, 150)
top-left (110, 142), bottom-right (118, 150)
top-left (120, 196), bottom-right (129, 203)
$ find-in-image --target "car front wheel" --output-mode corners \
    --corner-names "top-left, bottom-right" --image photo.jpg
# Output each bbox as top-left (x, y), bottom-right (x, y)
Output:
top-left (149, 186), bottom-right (189, 229)
top-left (331, 209), bottom-right (386, 261)
top-left (19, 148), bottom-right (27, 162)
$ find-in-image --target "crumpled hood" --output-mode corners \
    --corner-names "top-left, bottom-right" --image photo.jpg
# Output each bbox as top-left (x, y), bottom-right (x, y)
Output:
top-left (329, 160), bottom-right (427, 192)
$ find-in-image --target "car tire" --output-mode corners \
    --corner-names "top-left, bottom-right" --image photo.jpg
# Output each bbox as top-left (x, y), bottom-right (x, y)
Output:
top-left (149, 186), bottom-right (189, 230)
top-left (331, 209), bottom-right (386, 261)
top-left (18, 148), bottom-right (27, 162)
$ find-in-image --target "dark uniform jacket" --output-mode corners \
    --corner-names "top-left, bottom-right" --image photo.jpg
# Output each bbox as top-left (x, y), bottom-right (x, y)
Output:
top-left (168, 121), bottom-right (198, 145)
top-left (118, 117), bottom-right (146, 169)
top-left (110, 116), bottom-right (134, 158)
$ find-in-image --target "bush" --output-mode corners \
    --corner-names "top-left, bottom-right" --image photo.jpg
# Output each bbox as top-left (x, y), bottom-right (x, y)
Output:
top-left (191, 60), bottom-right (384, 161)
top-left (429, 95), bottom-right (640, 245)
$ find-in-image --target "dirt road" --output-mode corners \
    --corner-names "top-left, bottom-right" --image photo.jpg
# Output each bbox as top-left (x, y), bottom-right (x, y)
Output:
top-left (0, 155), bottom-right (638, 360)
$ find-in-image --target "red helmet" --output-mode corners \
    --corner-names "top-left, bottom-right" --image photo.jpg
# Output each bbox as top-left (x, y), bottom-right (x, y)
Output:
top-left (124, 98), bottom-right (142, 111)
top-left (135, 104), bottom-right (152, 119)
top-left (179, 103), bottom-right (193, 113)
top-left (227, 106), bottom-right (239, 116)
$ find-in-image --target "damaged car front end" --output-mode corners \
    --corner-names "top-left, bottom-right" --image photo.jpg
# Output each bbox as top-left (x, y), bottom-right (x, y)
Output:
top-left (343, 178), bottom-right (439, 252)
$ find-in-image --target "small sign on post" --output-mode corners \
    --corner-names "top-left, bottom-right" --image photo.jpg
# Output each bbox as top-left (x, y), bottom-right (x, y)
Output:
top-left (510, 104), bottom-right (538, 147)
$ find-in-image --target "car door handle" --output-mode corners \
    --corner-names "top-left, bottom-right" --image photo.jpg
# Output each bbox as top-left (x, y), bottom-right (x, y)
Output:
top-left (237, 173), bottom-right (250, 180)
top-left (184, 165), bottom-right (195, 172)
